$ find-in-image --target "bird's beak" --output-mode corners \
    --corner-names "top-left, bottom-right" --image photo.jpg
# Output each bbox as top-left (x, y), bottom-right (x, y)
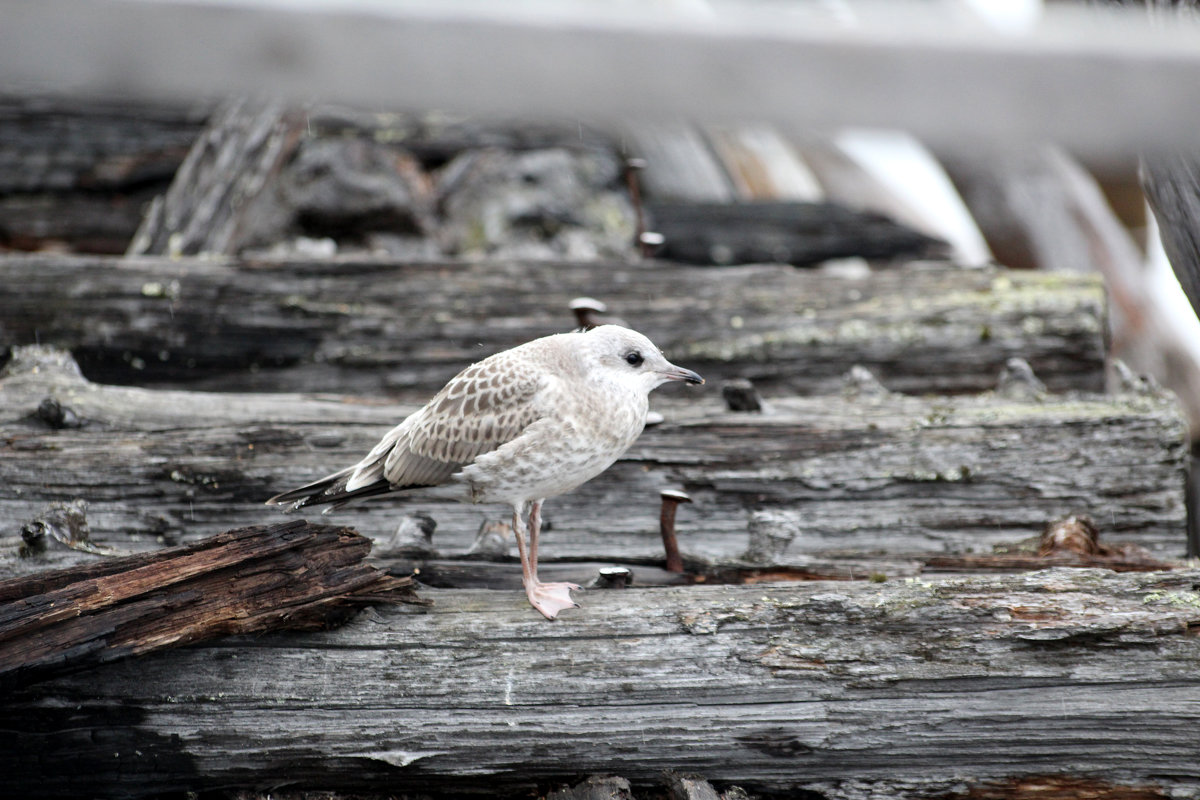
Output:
top-left (659, 364), bottom-right (705, 385)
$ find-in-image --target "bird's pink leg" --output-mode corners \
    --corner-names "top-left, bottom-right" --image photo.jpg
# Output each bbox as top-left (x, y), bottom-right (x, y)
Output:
top-left (512, 500), bottom-right (579, 620)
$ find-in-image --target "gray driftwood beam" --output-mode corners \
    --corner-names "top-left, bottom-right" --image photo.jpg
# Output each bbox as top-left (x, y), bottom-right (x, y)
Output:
top-left (0, 255), bottom-right (1106, 396)
top-left (0, 346), bottom-right (1187, 580)
top-left (4, 569), bottom-right (1200, 798)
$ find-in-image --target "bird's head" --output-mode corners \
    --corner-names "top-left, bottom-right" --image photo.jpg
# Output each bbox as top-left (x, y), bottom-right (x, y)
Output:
top-left (580, 325), bottom-right (704, 394)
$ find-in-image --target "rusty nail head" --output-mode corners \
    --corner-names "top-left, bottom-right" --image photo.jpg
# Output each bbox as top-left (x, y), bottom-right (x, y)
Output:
top-left (661, 489), bottom-right (692, 506)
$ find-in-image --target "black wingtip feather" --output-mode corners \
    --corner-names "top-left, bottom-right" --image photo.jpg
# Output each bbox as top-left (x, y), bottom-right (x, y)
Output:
top-left (266, 477), bottom-right (434, 513)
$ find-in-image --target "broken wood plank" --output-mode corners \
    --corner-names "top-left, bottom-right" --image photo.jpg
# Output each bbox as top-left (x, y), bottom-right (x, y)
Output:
top-left (0, 255), bottom-right (1108, 396)
top-left (0, 519), bottom-right (422, 691)
top-left (4, 569), bottom-right (1200, 798)
top-left (0, 345), bottom-right (1186, 581)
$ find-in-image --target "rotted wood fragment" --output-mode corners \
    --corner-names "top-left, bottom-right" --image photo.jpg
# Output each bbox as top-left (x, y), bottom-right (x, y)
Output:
top-left (0, 518), bottom-right (423, 691)
top-left (19, 499), bottom-right (113, 557)
top-left (569, 296), bottom-right (630, 330)
top-left (664, 771), bottom-right (724, 800)
top-left (994, 356), bottom-right (1047, 400)
top-left (548, 775), bottom-right (635, 800)
top-left (588, 566), bottom-right (633, 589)
top-left (840, 364), bottom-right (893, 398)
top-left (923, 514), bottom-right (1175, 573)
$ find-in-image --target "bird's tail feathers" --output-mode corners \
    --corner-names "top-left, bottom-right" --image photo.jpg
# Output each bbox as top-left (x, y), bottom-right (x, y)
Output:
top-left (266, 466), bottom-right (366, 510)
top-left (266, 468), bottom-right (425, 514)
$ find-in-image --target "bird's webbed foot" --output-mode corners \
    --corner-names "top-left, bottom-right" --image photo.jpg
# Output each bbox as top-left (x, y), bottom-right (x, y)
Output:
top-left (526, 581), bottom-right (581, 620)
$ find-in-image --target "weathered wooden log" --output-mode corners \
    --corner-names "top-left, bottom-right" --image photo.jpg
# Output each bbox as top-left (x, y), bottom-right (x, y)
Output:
top-left (645, 200), bottom-right (947, 266)
top-left (0, 95), bottom-right (206, 253)
top-left (0, 346), bottom-right (1186, 582)
top-left (0, 96), bottom-right (203, 196)
top-left (305, 106), bottom-right (620, 168)
top-left (0, 519), bottom-right (422, 691)
top-left (127, 97), bottom-right (308, 257)
top-left (5, 569), bottom-right (1200, 798)
top-left (0, 255), bottom-right (1107, 396)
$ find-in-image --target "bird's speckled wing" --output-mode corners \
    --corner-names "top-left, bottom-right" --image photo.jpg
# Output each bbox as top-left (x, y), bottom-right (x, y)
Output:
top-left (344, 353), bottom-right (552, 492)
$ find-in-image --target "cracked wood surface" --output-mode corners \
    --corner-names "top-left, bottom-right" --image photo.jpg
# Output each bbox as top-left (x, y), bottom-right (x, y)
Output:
top-left (0, 520), bottom-right (421, 691)
top-left (0, 346), bottom-right (1187, 582)
top-left (4, 569), bottom-right (1200, 798)
top-left (0, 255), bottom-right (1106, 396)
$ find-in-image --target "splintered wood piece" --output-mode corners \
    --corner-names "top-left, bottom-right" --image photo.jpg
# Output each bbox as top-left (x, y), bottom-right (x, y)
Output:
top-left (0, 519), bottom-right (423, 690)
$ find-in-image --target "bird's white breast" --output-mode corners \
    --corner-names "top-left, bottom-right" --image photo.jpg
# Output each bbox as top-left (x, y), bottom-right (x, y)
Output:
top-left (455, 376), bottom-right (648, 506)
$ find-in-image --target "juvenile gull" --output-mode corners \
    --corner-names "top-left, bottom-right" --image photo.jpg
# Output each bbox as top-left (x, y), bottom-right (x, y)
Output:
top-left (266, 325), bottom-right (703, 619)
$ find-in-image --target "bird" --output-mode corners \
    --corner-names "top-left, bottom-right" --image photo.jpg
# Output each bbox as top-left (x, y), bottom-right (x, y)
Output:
top-left (266, 325), bottom-right (704, 619)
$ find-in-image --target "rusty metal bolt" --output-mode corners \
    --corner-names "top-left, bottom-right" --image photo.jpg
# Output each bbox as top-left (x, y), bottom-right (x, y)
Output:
top-left (659, 489), bottom-right (693, 573)
top-left (588, 566), bottom-right (633, 590)
top-left (623, 157), bottom-right (654, 257)
top-left (569, 296), bottom-right (608, 330)
top-left (638, 230), bottom-right (665, 257)
top-left (721, 378), bottom-right (763, 412)
top-left (568, 297), bottom-right (629, 330)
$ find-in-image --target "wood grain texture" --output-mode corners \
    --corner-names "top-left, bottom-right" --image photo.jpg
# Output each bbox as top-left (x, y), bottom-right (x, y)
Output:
top-left (5, 569), bottom-right (1200, 798)
top-left (0, 346), bottom-right (1186, 582)
top-left (0, 519), bottom-right (421, 691)
top-left (0, 255), bottom-right (1107, 396)
top-left (126, 98), bottom-right (307, 257)
top-left (646, 200), bottom-right (946, 266)
top-left (0, 95), bottom-right (204, 253)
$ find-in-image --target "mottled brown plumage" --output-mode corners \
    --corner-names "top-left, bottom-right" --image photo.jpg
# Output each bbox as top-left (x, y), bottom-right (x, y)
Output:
top-left (267, 325), bottom-right (703, 619)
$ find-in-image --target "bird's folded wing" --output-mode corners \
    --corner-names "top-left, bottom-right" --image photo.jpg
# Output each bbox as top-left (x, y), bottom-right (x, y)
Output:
top-left (347, 361), bottom-right (552, 491)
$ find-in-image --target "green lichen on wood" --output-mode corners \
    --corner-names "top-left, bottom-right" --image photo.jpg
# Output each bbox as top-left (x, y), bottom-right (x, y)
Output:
top-left (680, 268), bottom-right (1105, 363)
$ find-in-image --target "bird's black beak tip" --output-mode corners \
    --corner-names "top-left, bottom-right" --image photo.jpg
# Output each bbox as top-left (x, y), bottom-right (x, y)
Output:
top-left (661, 366), bottom-right (705, 385)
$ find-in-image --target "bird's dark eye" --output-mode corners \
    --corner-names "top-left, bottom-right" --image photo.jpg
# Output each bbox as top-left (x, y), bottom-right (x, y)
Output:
top-left (625, 351), bottom-right (644, 367)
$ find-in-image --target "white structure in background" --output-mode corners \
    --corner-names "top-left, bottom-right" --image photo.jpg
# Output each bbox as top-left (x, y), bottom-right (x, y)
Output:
top-left (1146, 210), bottom-right (1200, 379)
top-left (833, 128), bottom-right (993, 266)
